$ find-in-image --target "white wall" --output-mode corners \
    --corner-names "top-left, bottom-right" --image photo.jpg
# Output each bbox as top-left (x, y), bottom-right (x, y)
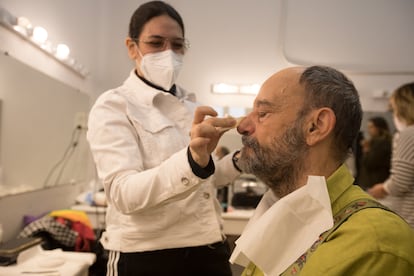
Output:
top-left (0, 182), bottom-right (86, 242)
top-left (280, 0), bottom-right (414, 112)
top-left (0, 53), bottom-right (92, 196)
top-left (0, 0), bottom-right (285, 108)
top-left (282, 0), bottom-right (414, 74)
top-left (0, 52), bottom-right (94, 242)
top-left (1, 0), bottom-right (413, 111)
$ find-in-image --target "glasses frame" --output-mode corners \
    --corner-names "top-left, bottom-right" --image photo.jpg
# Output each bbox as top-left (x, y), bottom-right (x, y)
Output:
top-left (133, 36), bottom-right (190, 53)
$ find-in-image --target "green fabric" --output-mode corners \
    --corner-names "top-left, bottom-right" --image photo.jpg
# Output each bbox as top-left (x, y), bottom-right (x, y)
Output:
top-left (282, 198), bottom-right (394, 275)
top-left (241, 165), bottom-right (414, 275)
top-left (242, 262), bottom-right (264, 276)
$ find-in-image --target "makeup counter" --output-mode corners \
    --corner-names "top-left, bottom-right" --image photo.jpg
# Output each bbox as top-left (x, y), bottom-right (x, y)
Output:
top-left (0, 240), bottom-right (96, 276)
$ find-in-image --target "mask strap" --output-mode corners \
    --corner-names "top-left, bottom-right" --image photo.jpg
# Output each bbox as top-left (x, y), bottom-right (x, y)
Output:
top-left (137, 48), bottom-right (144, 59)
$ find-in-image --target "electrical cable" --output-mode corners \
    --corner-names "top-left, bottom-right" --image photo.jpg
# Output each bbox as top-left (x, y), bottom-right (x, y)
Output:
top-left (43, 125), bottom-right (83, 187)
top-left (53, 141), bottom-right (77, 187)
top-left (53, 126), bottom-right (82, 186)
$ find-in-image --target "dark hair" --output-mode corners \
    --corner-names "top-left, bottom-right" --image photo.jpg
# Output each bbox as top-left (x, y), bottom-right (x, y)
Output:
top-left (128, 1), bottom-right (185, 39)
top-left (299, 65), bottom-right (362, 162)
top-left (369, 116), bottom-right (390, 137)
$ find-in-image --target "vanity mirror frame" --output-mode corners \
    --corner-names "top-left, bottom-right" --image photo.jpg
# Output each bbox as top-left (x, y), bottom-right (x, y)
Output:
top-left (0, 52), bottom-right (93, 197)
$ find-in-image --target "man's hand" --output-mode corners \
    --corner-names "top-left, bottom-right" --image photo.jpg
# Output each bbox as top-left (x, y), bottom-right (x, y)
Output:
top-left (189, 106), bottom-right (236, 167)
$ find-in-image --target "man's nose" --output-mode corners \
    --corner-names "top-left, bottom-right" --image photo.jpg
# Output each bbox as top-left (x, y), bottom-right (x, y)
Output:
top-left (237, 114), bottom-right (254, 135)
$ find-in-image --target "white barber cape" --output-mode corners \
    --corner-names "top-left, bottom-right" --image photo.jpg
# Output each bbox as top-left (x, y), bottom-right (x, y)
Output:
top-left (230, 176), bottom-right (334, 276)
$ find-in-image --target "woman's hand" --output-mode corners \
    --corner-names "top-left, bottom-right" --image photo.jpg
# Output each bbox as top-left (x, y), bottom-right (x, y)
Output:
top-left (368, 183), bottom-right (388, 199)
top-left (189, 106), bottom-right (236, 167)
top-left (361, 139), bottom-right (371, 153)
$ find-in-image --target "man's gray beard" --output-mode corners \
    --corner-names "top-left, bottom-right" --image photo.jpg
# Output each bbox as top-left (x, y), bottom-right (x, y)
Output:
top-left (238, 119), bottom-right (308, 198)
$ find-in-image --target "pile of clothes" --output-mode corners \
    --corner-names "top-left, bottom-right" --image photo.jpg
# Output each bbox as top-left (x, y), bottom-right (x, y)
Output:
top-left (18, 209), bottom-right (96, 252)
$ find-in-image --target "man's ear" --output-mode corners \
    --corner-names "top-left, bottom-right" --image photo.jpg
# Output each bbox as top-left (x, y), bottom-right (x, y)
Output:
top-left (305, 108), bottom-right (336, 146)
top-left (126, 37), bottom-right (138, 60)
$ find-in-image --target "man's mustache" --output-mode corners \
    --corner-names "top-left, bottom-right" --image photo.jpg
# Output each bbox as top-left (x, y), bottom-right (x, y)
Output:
top-left (242, 135), bottom-right (257, 147)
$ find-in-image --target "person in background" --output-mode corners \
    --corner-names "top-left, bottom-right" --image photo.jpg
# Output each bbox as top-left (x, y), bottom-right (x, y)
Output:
top-left (358, 116), bottom-right (392, 190)
top-left (213, 66), bottom-right (414, 275)
top-left (87, 2), bottom-right (241, 275)
top-left (214, 145), bottom-right (231, 161)
top-left (369, 82), bottom-right (414, 228)
top-left (352, 130), bottom-right (364, 182)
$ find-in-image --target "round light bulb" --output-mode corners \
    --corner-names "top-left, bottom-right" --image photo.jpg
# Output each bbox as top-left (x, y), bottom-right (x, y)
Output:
top-left (55, 44), bottom-right (70, 60)
top-left (32, 26), bottom-right (48, 44)
top-left (17, 17), bottom-right (32, 29)
top-left (13, 16), bottom-right (32, 36)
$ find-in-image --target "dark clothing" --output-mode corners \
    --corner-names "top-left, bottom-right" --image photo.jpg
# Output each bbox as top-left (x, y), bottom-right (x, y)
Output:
top-left (108, 240), bottom-right (232, 276)
top-left (353, 131), bottom-right (364, 183)
top-left (359, 136), bottom-right (392, 189)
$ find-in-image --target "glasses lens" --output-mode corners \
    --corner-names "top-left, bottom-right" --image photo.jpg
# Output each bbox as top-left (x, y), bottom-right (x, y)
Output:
top-left (139, 37), bottom-right (190, 51)
top-left (170, 39), bottom-right (187, 50)
top-left (145, 38), bottom-right (165, 49)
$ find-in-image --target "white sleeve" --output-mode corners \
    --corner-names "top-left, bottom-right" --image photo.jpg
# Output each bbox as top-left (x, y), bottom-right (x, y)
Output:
top-left (213, 150), bottom-right (242, 188)
top-left (87, 93), bottom-right (207, 214)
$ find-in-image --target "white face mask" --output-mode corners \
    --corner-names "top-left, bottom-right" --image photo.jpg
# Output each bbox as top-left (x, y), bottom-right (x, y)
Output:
top-left (139, 49), bottom-right (183, 91)
top-left (393, 114), bottom-right (407, 132)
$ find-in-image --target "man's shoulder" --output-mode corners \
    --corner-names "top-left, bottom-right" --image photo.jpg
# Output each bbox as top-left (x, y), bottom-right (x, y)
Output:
top-left (338, 206), bottom-right (413, 240)
top-left (328, 206), bottom-right (414, 260)
top-left (303, 206), bottom-right (414, 274)
top-left (329, 184), bottom-right (414, 255)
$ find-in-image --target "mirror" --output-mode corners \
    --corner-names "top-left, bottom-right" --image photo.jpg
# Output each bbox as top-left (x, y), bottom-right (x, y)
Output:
top-left (0, 53), bottom-right (92, 197)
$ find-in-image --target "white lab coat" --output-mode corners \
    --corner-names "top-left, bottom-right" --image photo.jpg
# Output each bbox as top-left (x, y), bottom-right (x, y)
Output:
top-left (87, 70), bottom-right (240, 252)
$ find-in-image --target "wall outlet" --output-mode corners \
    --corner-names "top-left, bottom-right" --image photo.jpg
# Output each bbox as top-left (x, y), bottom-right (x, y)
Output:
top-left (74, 111), bottom-right (88, 129)
top-left (372, 89), bottom-right (390, 99)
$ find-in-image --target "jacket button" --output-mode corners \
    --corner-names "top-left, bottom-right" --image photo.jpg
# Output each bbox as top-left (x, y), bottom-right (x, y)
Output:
top-left (181, 177), bottom-right (190, 186)
top-left (203, 192), bottom-right (210, 199)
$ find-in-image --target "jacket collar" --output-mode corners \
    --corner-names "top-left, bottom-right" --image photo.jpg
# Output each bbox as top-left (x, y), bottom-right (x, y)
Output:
top-left (122, 69), bottom-right (195, 107)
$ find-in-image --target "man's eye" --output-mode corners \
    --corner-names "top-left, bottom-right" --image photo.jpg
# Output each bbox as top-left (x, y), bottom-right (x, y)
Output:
top-left (258, 112), bottom-right (267, 118)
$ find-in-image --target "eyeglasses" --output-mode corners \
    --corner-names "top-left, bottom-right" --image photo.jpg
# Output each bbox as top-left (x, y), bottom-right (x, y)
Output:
top-left (134, 36), bottom-right (190, 52)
